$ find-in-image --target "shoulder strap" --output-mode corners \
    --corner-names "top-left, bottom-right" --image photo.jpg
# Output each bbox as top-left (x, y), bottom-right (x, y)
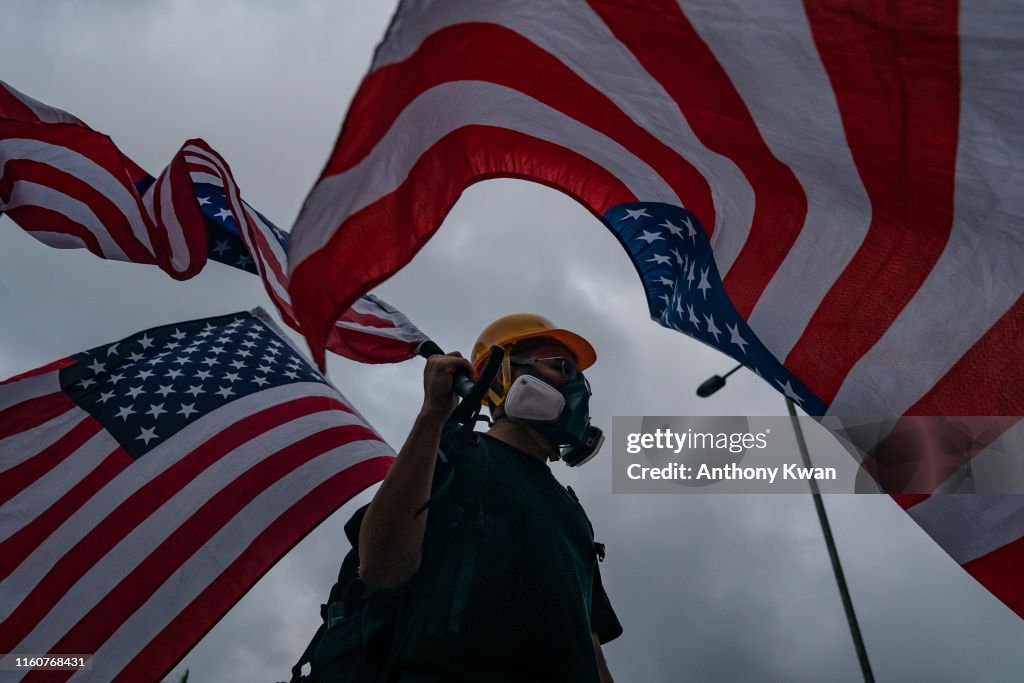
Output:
top-left (423, 432), bottom-right (492, 638)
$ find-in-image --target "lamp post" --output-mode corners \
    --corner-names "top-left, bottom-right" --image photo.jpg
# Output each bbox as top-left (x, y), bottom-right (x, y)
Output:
top-left (698, 365), bottom-right (875, 683)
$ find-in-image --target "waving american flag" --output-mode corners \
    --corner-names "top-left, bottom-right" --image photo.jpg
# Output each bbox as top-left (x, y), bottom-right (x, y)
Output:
top-left (0, 309), bottom-right (394, 682)
top-left (0, 80), bottom-right (430, 363)
top-left (287, 1), bottom-right (1024, 616)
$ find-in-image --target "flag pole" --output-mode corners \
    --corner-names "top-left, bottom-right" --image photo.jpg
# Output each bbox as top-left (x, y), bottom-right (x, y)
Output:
top-left (786, 397), bottom-right (875, 683)
top-left (697, 366), bottom-right (875, 682)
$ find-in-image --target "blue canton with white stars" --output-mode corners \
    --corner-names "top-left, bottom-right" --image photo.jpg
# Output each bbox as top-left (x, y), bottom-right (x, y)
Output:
top-left (58, 311), bottom-right (327, 459)
top-left (605, 202), bottom-right (826, 416)
top-left (194, 183), bottom-right (290, 274)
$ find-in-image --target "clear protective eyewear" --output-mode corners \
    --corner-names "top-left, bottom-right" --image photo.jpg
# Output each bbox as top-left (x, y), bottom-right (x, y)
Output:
top-left (508, 354), bottom-right (581, 383)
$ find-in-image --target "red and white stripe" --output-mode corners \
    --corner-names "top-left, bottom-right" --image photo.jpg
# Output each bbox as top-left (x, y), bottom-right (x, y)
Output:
top-left (1, 81), bottom-right (431, 363)
top-left (287, 0), bottom-right (1024, 616)
top-left (183, 142), bottom-right (430, 362)
top-left (0, 343), bottom-right (394, 682)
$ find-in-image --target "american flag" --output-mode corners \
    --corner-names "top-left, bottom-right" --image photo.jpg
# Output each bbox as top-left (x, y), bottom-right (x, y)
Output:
top-left (0, 309), bottom-right (395, 681)
top-left (0, 80), bottom-right (431, 363)
top-left (286, 1), bottom-right (1024, 616)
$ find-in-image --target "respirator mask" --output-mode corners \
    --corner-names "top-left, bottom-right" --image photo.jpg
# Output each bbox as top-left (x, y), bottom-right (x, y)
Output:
top-left (501, 373), bottom-right (605, 467)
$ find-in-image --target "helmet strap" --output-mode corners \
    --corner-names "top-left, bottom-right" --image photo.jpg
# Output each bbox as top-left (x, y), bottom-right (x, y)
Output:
top-left (486, 352), bottom-right (514, 407)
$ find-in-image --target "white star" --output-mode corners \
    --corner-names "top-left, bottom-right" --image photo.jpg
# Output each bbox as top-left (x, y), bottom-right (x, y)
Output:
top-left (230, 359), bottom-right (246, 370)
top-left (137, 426), bottom-right (158, 445)
top-left (87, 358), bottom-right (105, 374)
top-left (727, 323), bottom-right (749, 354)
top-left (704, 314), bottom-right (722, 343)
top-left (238, 347), bottom-right (253, 355)
top-left (165, 342), bottom-right (180, 350)
top-left (215, 207), bottom-right (232, 221)
top-left (258, 364), bottom-right (273, 373)
top-left (186, 384), bottom-right (205, 397)
top-left (687, 261), bottom-right (696, 289)
top-left (687, 304), bottom-right (701, 330)
top-left (106, 343), bottom-right (119, 356)
top-left (212, 239), bottom-right (231, 256)
top-left (116, 405), bottom-right (136, 421)
top-left (636, 230), bottom-right (663, 245)
top-left (166, 368), bottom-right (183, 380)
top-left (675, 296), bottom-right (685, 317)
top-left (147, 357), bottom-right (165, 366)
top-left (262, 354), bottom-right (277, 364)
top-left (209, 345), bottom-right (225, 355)
top-left (126, 385), bottom-right (144, 399)
top-left (127, 352), bottom-right (144, 363)
top-left (659, 293), bottom-right (671, 307)
top-left (197, 330), bottom-right (213, 338)
top-left (146, 403), bottom-right (166, 419)
top-left (647, 253), bottom-right (671, 266)
top-left (109, 372), bottom-right (125, 384)
top-left (224, 372), bottom-right (241, 383)
top-left (178, 403), bottom-right (198, 419)
top-left (197, 196), bottom-right (211, 206)
top-left (657, 276), bottom-right (675, 287)
top-left (196, 369), bottom-right (212, 380)
top-left (237, 254), bottom-right (252, 268)
top-left (216, 386), bottom-right (235, 399)
top-left (624, 208), bottom-right (650, 220)
top-left (98, 390), bottom-right (115, 404)
top-left (284, 370), bottom-right (299, 379)
top-left (172, 356), bottom-right (190, 366)
top-left (671, 248), bottom-right (684, 266)
top-left (138, 334), bottom-right (154, 349)
top-left (697, 268), bottom-right (712, 300)
top-left (268, 340), bottom-right (282, 348)
top-left (202, 356), bottom-right (219, 367)
top-left (155, 384), bottom-right (174, 397)
top-left (683, 214), bottom-right (698, 240)
top-left (171, 328), bottom-right (187, 341)
top-left (775, 379), bottom-right (805, 405)
top-left (252, 376), bottom-right (270, 387)
top-left (137, 369), bottom-right (154, 380)
top-left (79, 377), bottom-right (96, 389)
top-left (659, 219), bottom-right (683, 237)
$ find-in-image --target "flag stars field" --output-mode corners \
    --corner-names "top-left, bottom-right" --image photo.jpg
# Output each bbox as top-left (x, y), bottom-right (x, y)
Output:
top-left (610, 202), bottom-right (825, 416)
top-left (56, 312), bottom-right (330, 459)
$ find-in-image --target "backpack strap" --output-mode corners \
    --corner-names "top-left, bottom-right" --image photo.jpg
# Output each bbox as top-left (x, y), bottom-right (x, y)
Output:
top-left (424, 432), bottom-right (491, 638)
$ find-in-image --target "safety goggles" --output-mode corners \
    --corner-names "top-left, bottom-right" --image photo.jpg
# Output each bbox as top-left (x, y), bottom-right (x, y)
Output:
top-left (509, 354), bottom-right (580, 383)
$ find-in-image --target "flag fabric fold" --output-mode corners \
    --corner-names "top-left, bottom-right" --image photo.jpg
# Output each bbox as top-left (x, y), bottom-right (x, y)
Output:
top-left (0, 308), bottom-right (395, 682)
top-left (285, 0), bottom-right (1024, 617)
top-left (0, 80), bottom-right (430, 363)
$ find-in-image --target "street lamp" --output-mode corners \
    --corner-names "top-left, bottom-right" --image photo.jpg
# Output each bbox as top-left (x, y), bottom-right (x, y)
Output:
top-left (697, 365), bottom-right (875, 683)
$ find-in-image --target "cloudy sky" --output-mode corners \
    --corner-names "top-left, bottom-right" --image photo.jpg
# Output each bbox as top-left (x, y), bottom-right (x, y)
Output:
top-left (2, 2), bottom-right (1022, 681)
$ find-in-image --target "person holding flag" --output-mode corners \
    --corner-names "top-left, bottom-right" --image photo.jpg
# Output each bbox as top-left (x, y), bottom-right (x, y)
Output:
top-left (357, 313), bottom-right (622, 682)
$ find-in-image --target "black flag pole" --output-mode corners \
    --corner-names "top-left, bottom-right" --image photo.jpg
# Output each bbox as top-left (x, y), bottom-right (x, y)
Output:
top-left (698, 365), bottom-right (875, 683)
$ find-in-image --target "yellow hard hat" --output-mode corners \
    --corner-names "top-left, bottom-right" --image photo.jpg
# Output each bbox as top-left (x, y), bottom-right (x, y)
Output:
top-left (471, 313), bottom-right (597, 377)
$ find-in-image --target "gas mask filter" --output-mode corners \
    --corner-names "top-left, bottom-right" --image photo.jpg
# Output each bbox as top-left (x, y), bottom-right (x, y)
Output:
top-left (502, 375), bottom-right (604, 467)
